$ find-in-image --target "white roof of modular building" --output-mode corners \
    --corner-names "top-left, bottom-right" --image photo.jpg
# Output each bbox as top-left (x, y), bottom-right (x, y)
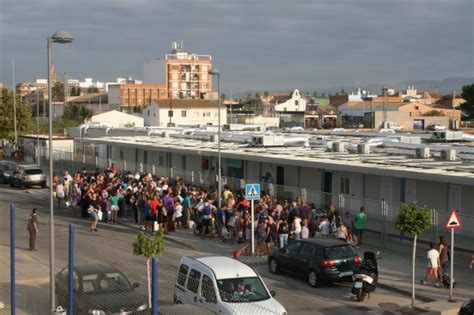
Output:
top-left (78, 126), bottom-right (474, 185)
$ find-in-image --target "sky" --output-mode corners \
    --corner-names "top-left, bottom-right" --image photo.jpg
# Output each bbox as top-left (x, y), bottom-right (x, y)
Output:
top-left (0, 0), bottom-right (473, 93)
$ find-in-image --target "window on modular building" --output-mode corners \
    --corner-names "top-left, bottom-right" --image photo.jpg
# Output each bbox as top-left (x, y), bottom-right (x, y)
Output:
top-left (181, 156), bottom-right (186, 170)
top-left (340, 177), bottom-right (350, 195)
top-left (181, 110), bottom-right (187, 117)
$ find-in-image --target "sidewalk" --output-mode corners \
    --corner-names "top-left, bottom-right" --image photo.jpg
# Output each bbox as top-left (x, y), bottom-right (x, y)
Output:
top-left (164, 228), bottom-right (474, 305)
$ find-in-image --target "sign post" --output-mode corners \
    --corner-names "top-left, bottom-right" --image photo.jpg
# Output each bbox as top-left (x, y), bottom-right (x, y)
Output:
top-left (444, 208), bottom-right (462, 302)
top-left (245, 183), bottom-right (261, 256)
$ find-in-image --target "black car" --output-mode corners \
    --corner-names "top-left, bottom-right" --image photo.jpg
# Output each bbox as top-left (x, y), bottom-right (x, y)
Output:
top-left (268, 239), bottom-right (361, 287)
top-left (55, 263), bottom-right (148, 315)
top-left (0, 161), bottom-right (16, 183)
top-left (459, 299), bottom-right (474, 315)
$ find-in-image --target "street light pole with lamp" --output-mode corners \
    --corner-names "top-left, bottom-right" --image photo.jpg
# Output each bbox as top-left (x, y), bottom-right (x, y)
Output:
top-left (47, 31), bottom-right (73, 313)
top-left (208, 68), bottom-right (221, 209)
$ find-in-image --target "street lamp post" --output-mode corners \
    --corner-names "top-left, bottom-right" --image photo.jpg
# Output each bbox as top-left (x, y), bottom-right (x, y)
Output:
top-left (208, 69), bottom-right (221, 208)
top-left (47, 31), bottom-right (73, 314)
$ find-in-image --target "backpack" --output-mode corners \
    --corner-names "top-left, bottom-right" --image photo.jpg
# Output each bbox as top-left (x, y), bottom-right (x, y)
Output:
top-left (330, 221), bottom-right (337, 234)
top-left (278, 222), bottom-right (288, 234)
top-left (203, 204), bottom-right (211, 216)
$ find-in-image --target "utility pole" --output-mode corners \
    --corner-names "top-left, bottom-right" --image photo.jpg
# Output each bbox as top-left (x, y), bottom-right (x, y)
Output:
top-left (382, 85), bottom-right (388, 126)
top-left (12, 58), bottom-right (18, 147)
top-left (37, 88), bottom-right (40, 165)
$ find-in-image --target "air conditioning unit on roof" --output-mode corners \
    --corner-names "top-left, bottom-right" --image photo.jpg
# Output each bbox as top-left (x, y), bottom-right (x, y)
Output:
top-left (440, 149), bottom-right (456, 161)
top-left (415, 147), bottom-right (430, 159)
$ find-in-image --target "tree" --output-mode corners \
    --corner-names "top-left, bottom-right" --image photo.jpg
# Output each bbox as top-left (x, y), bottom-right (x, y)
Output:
top-left (312, 91), bottom-right (318, 97)
top-left (132, 230), bottom-right (164, 307)
top-left (460, 84), bottom-right (474, 118)
top-left (75, 87), bottom-right (81, 96)
top-left (422, 110), bottom-right (444, 117)
top-left (87, 86), bottom-right (99, 93)
top-left (52, 81), bottom-right (64, 101)
top-left (321, 92), bottom-right (326, 97)
top-left (263, 91), bottom-right (269, 98)
top-left (63, 103), bottom-right (93, 122)
top-left (395, 202), bottom-right (431, 311)
top-left (70, 86), bottom-right (76, 96)
top-left (0, 87), bottom-right (32, 144)
top-left (220, 93), bottom-right (226, 100)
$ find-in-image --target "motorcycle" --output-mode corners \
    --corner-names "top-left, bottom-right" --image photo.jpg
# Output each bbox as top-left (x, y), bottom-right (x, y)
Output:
top-left (352, 251), bottom-right (380, 302)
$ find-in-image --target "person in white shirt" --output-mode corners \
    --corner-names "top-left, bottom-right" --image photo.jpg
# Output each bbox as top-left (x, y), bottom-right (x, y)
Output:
top-left (319, 215), bottom-right (330, 238)
top-left (293, 214), bottom-right (302, 239)
top-left (421, 243), bottom-right (441, 287)
top-left (174, 200), bottom-right (183, 229)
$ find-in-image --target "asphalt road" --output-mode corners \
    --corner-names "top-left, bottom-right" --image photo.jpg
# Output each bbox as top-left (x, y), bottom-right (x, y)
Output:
top-left (0, 184), bottom-right (413, 314)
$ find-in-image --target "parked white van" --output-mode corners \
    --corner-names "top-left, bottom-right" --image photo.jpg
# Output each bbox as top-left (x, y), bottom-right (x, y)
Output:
top-left (174, 256), bottom-right (287, 315)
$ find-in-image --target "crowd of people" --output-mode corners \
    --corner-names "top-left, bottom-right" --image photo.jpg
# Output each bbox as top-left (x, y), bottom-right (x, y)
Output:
top-left (52, 163), bottom-right (368, 255)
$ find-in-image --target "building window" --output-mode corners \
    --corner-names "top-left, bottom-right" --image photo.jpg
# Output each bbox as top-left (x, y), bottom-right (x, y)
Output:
top-left (202, 83), bottom-right (207, 89)
top-left (295, 100), bottom-right (299, 106)
top-left (172, 65), bottom-right (178, 71)
top-left (143, 151), bottom-right (148, 164)
top-left (147, 110), bottom-right (150, 116)
top-left (340, 177), bottom-right (350, 195)
top-left (181, 110), bottom-right (187, 117)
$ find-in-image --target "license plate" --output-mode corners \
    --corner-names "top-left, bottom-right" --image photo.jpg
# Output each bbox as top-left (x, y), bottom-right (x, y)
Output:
top-left (354, 281), bottom-right (363, 288)
top-left (340, 271), bottom-right (353, 277)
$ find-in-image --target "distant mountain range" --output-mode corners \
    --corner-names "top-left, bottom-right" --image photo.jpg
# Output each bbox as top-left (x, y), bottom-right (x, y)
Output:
top-left (232, 77), bottom-right (474, 99)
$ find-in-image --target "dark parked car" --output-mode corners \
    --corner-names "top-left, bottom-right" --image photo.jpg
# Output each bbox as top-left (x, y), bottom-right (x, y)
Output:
top-left (55, 263), bottom-right (148, 315)
top-left (0, 161), bottom-right (16, 183)
top-left (268, 239), bottom-right (361, 287)
top-left (459, 299), bottom-right (474, 315)
top-left (9, 164), bottom-right (46, 189)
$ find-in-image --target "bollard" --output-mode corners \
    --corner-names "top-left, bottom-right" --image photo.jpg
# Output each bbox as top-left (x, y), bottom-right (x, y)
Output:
top-left (151, 257), bottom-right (159, 315)
top-left (10, 204), bottom-right (16, 315)
top-left (68, 224), bottom-right (75, 315)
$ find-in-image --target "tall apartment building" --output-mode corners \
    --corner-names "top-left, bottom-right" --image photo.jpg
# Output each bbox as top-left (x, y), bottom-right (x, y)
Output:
top-left (165, 42), bottom-right (213, 100)
top-left (108, 83), bottom-right (167, 111)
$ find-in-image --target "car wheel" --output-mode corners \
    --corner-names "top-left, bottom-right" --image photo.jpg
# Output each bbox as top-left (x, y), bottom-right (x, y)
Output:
top-left (20, 183), bottom-right (26, 190)
top-left (269, 258), bottom-right (279, 274)
top-left (308, 270), bottom-right (320, 288)
top-left (41, 183), bottom-right (46, 189)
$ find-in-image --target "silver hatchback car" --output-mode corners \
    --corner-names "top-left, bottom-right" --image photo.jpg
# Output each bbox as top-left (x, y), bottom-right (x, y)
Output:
top-left (10, 164), bottom-right (46, 189)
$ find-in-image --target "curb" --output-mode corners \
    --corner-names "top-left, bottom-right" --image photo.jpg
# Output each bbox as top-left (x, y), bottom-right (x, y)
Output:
top-left (164, 235), bottom-right (198, 251)
top-left (377, 282), bottom-right (436, 303)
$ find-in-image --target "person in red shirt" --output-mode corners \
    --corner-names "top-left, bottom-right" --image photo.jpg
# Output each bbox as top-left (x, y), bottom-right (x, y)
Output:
top-left (149, 195), bottom-right (159, 225)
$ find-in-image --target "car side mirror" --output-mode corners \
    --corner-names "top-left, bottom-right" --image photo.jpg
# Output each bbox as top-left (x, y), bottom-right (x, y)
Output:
top-left (132, 282), bottom-right (140, 289)
top-left (270, 290), bottom-right (276, 297)
top-left (376, 251), bottom-right (382, 260)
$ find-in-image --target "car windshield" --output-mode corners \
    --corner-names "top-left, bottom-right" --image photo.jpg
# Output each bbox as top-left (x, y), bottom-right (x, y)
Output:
top-left (216, 277), bottom-right (270, 303)
top-left (25, 169), bottom-right (42, 175)
top-left (324, 245), bottom-right (356, 259)
top-left (81, 272), bottom-right (132, 294)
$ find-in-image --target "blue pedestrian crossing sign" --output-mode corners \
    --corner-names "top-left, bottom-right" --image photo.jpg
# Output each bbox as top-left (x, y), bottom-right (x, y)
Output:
top-left (245, 183), bottom-right (260, 200)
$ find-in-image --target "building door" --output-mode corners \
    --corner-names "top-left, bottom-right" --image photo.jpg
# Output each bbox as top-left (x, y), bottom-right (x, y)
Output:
top-left (276, 166), bottom-right (284, 186)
